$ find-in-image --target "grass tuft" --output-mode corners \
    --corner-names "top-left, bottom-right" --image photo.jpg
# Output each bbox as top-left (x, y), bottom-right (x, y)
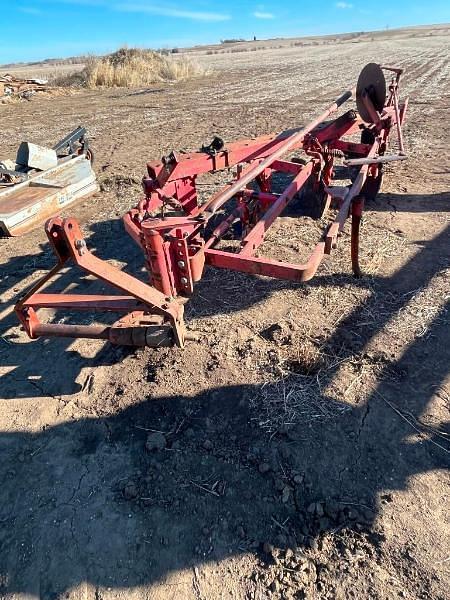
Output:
top-left (55, 47), bottom-right (206, 88)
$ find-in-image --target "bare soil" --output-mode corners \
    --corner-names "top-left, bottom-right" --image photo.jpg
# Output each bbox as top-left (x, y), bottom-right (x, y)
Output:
top-left (0, 32), bottom-right (449, 600)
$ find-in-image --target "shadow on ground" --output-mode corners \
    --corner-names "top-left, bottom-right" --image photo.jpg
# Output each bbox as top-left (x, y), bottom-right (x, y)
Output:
top-left (0, 216), bottom-right (142, 397)
top-left (0, 209), bottom-right (448, 596)
top-left (0, 296), bottom-right (448, 596)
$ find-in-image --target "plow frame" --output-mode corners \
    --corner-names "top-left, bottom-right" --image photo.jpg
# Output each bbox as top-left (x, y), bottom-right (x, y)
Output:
top-left (15, 217), bottom-right (187, 347)
top-left (16, 65), bottom-right (408, 348)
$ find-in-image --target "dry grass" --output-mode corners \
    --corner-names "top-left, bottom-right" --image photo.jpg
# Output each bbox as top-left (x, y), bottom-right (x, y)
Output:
top-left (254, 373), bottom-right (351, 435)
top-left (55, 47), bottom-right (206, 88)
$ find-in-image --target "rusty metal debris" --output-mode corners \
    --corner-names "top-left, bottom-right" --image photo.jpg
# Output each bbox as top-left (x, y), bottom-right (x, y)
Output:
top-left (0, 127), bottom-right (98, 236)
top-left (0, 73), bottom-right (51, 101)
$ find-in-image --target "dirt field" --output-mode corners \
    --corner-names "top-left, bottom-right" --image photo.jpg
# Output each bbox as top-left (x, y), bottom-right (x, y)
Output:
top-left (0, 31), bottom-right (449, 599)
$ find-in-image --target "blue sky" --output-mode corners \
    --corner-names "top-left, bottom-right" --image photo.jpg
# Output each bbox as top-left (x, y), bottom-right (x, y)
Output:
top-left (2, 0), bottom-right (450, 63)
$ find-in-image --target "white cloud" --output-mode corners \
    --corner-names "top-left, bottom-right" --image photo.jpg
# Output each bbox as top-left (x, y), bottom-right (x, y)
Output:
top-left (253, 11), bottom-right (275, 19)
top-left (336, 2), bottom-right (353, 8)
top-left (42, 0), bottom-right (231, 21)
top-left (114, 2), bottom-right (231, 22)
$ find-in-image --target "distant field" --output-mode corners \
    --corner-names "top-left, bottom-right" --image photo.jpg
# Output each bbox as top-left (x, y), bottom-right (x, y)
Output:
top-left (0, 62), bottom-right (84, 81)
top-left (1, 22), bottom-right (449, 80)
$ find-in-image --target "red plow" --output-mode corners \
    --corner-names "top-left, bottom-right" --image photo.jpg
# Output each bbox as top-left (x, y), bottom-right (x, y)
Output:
top-left (16, 63), bottom-right (408, 349)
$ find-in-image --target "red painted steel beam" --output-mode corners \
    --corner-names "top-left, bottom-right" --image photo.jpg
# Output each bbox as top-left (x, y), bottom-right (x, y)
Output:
top-left (198, 160), bottom-right (265, 215)
top-left (325, 139), bottom-right (379, 252)
top-left (203, 206), bottom-right (245, 250)
top-left (270, 160), bottom-right (303, 175)
top-left (50, 219), bottom-right (183, 322)
top-left (205, 138), bottom-right (381, 283)
top-left (23, 294), bottom-right (144, 312)
top-left (123, 209), bottom-right (144, 246)
top-left (205, 242), bottom-right (325, 282)
top-left (312, 110), bottom-right (362, 144)
top-left (147, 131), bottom-right (304, 184)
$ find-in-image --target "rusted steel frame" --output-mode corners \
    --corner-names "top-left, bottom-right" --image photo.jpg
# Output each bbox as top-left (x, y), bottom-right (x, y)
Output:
top-left (382, 72), bottom-right (407, 155)
top-left (16, 217), bottom-right (186, 347)
top-left (139, 217), bottom-right (205, 297)
top-left (203, 191), bottom-right (279, 254)
top-left (59, 220), bottom-right (181, 317)
top-left (200, 88), bottom-right (354, 218)
top-left (400, 97), bottom-right (408, 125)
top-left (240, 162), bottom-right (314, 256)
top-left (143, 227), bottom-right (174, 297)
top-left (128, 159), bottom-right (298, 248)
top-left (131, 100), bottom-right (359, 225)
top-left (15, 261), bottom-right (66, 336)
top-left (147, 129), bottom-right (310, 185)
top-left (64, 230), bottom-right (185, 345)
top-left (22, 294), bottom-right (144, 312)
top-left (205, 242), bottom-right (326, 283)
top-left (381, 68), bottom-right (403, 111)
top-left (204, 143), bottom-right (376, 282)
top-left (123, 209), bottom-right (145, 246)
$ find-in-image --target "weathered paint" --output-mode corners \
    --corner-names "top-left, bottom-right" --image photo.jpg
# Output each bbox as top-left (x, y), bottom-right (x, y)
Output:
top-left (0, 154), bottom-right (98, 236)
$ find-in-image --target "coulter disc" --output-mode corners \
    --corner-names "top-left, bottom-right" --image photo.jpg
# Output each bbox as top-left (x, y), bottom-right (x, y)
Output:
top-left (356, 63), bottom-right (386, 123)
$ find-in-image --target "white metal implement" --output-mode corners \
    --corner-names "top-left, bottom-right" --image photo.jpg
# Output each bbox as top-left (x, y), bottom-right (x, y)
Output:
top-left (0, 154), bottom-right (98, 236)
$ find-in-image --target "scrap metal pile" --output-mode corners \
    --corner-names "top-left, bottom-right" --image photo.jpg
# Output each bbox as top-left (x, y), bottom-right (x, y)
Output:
top-left (0, 73), bottom-right (51, 101)
top-left (15, 63), bottom-right (408, 349)
top-left (0, 127), bottom-right (97, 235)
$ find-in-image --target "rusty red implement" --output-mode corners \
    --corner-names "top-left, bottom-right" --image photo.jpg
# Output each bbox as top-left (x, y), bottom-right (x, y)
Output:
top-left (16, 64), bottom-right (408, 349)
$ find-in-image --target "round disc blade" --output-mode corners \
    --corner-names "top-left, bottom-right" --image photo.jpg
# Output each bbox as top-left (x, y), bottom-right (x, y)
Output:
top-left (356, 63), bottom-right (386, 123)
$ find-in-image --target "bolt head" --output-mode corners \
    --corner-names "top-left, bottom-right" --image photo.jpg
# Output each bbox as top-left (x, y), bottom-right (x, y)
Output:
top-left (178, 260), bottom-right (185, 268)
